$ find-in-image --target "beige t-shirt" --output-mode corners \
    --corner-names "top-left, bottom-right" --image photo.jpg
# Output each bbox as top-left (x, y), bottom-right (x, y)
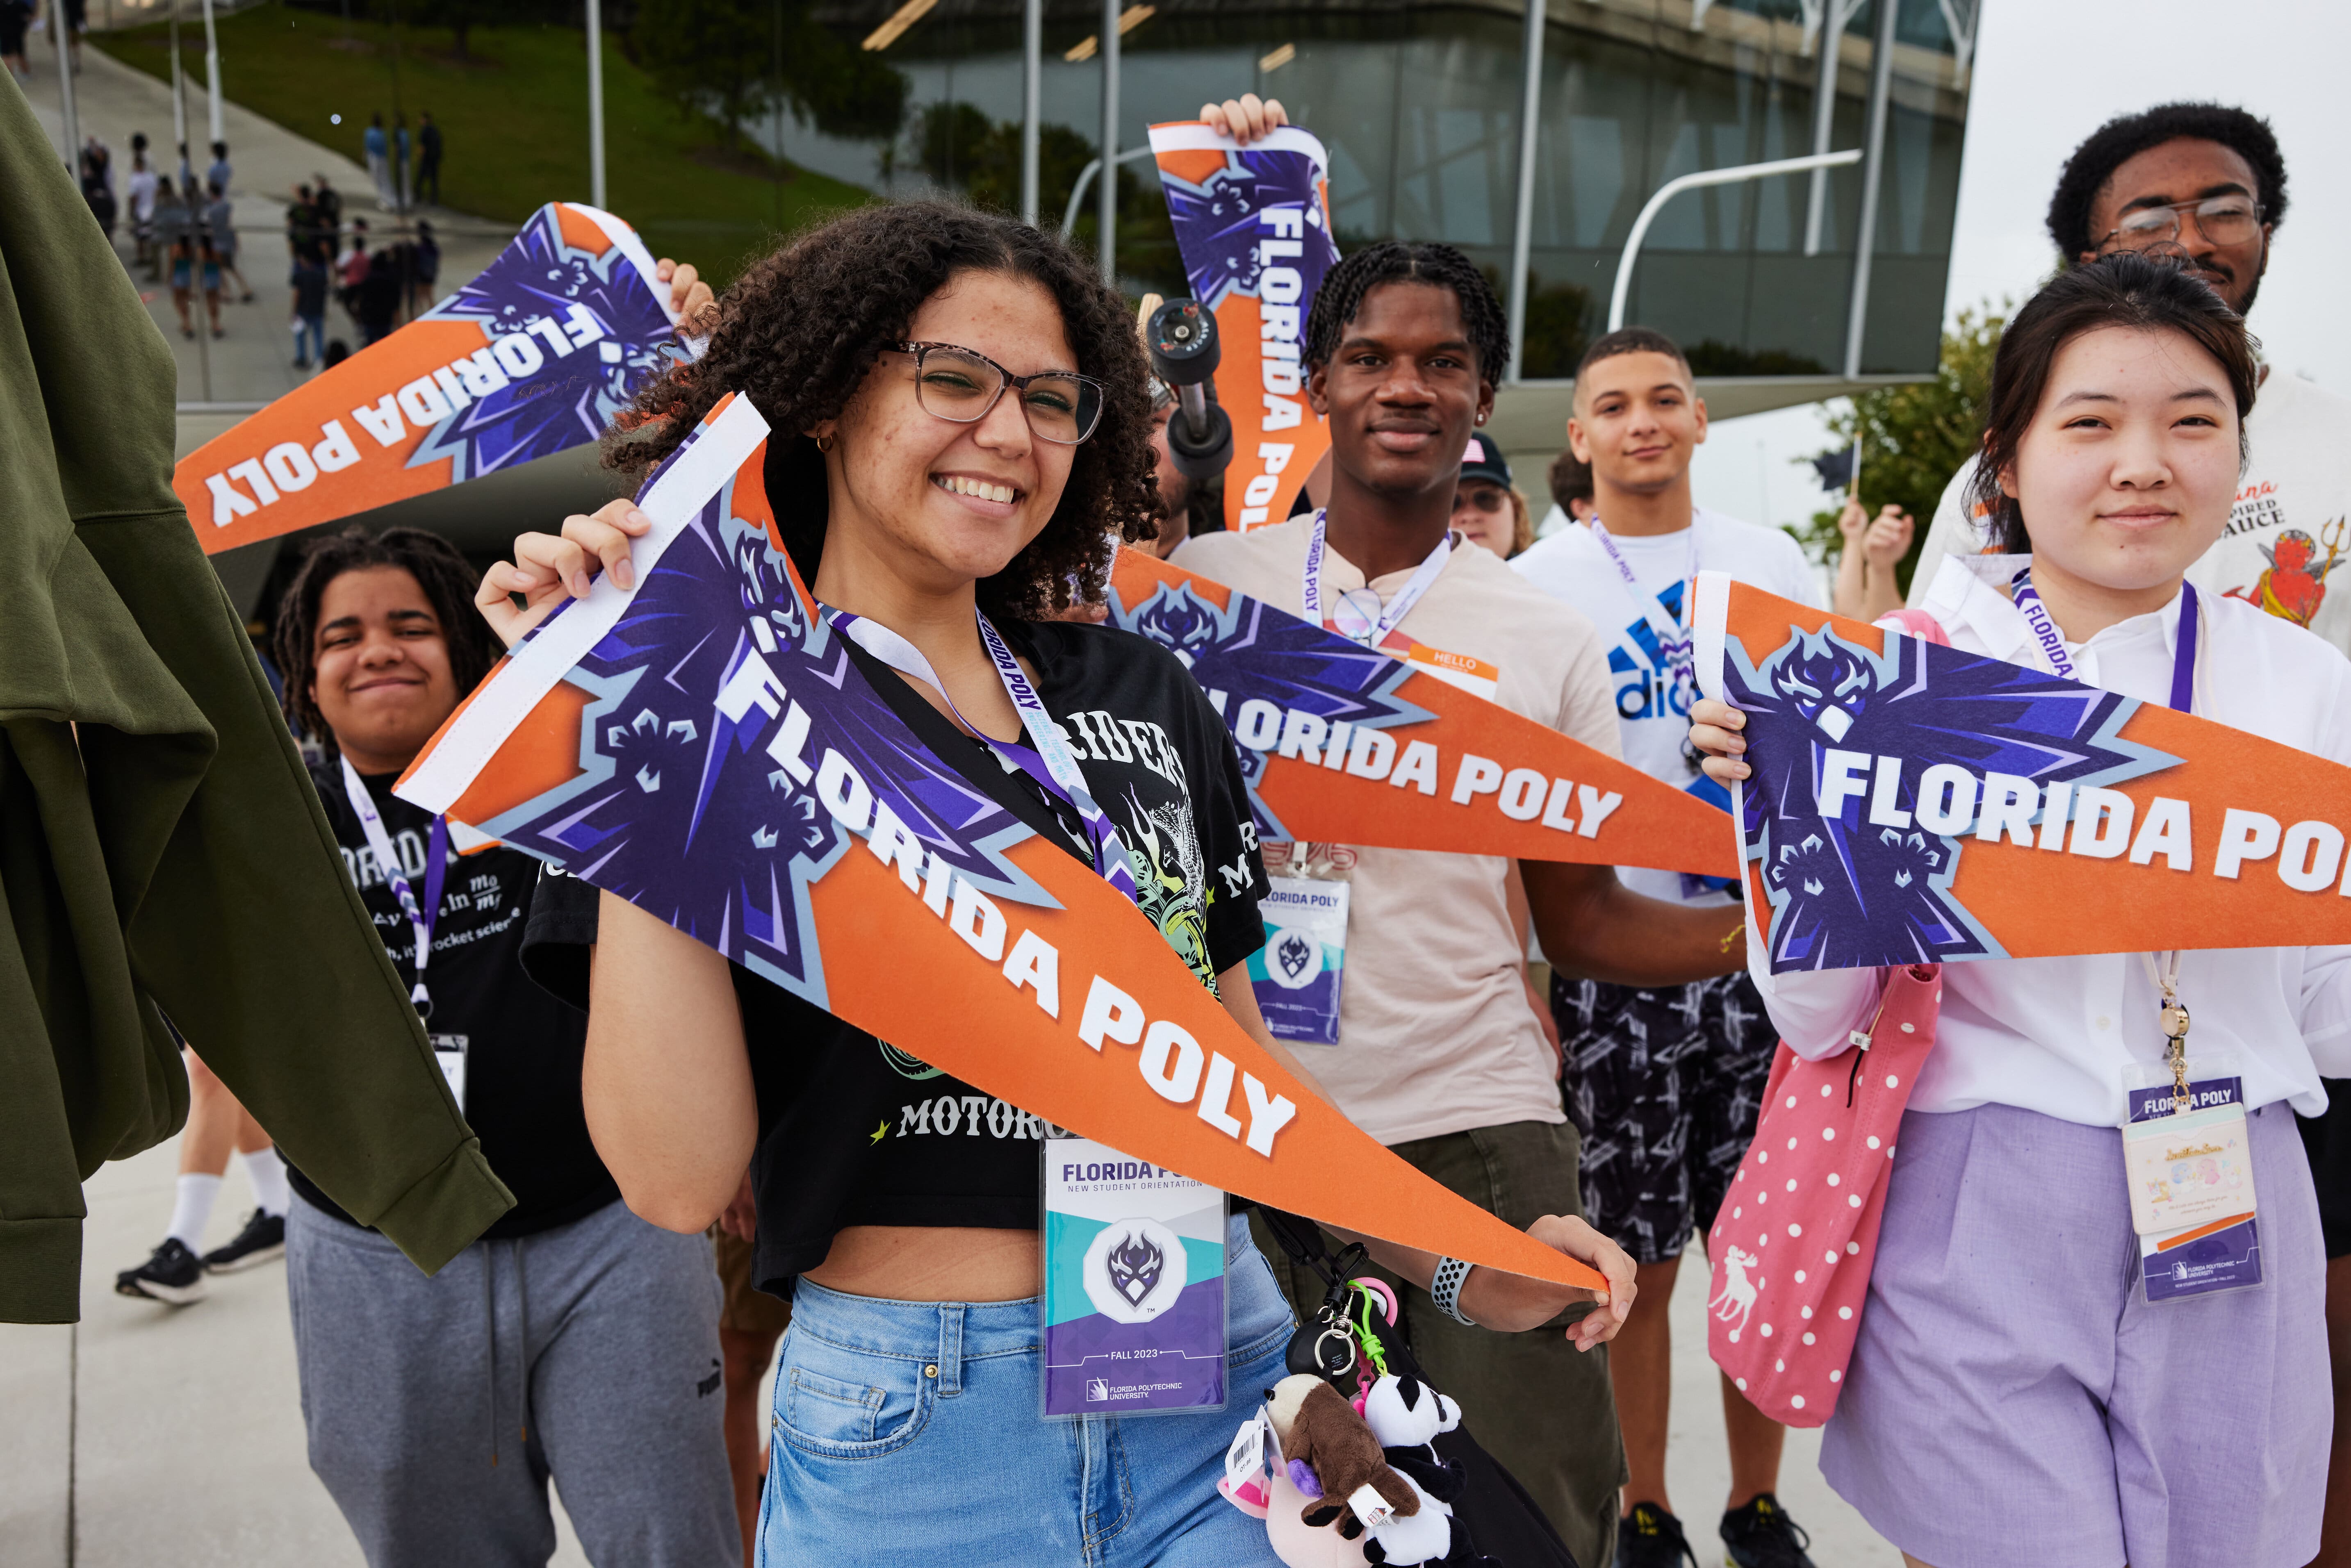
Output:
top-left (1171, 517), bottom-right (1622, 1145)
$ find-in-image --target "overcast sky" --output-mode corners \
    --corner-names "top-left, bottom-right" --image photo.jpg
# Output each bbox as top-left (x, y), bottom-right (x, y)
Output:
top-left (1692, 0), bottom-right (2350, 533)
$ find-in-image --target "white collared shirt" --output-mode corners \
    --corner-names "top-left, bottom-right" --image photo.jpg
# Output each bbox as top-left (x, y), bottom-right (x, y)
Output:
top-left (1748, 552), bottom-right (2351, 1126)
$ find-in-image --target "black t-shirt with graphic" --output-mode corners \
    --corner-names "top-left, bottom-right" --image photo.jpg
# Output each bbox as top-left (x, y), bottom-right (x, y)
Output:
top-left (288, 764), bottom-right (615, 1238)
top-left (522, 618), bottom-right (1267, 1295)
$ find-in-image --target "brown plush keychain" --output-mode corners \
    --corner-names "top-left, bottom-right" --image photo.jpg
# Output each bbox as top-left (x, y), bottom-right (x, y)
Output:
top-left (1263, 1374), bottom-right (1420, 1537)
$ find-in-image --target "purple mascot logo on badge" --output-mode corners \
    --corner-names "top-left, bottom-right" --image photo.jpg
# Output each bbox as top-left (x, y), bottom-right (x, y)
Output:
top-left (1107, 1231), bottom-right (1166, 1309)
top-left (1726, 621), bottom-right (2177, 972)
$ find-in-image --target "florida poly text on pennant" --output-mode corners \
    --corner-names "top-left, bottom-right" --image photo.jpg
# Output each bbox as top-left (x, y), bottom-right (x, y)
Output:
top-left (395, 396), bottom-right (1604, 1293)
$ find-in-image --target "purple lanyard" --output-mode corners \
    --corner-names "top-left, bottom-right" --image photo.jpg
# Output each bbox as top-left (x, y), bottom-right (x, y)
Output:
top-left (2011, 568), bottom-right (2200, 712)
top-left (827, 608), bottom-right (1142, 904)
top-left (340, 755), bottom-right (450, 1015)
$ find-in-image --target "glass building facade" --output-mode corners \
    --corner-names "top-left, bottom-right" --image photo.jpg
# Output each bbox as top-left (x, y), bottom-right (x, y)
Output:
top-left (773, 0), bottom-right (1976, 384)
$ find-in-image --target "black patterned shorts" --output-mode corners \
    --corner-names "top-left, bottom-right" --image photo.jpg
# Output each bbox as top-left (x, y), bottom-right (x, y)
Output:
top-left (1551, 971), bottom-right (1778, 1266)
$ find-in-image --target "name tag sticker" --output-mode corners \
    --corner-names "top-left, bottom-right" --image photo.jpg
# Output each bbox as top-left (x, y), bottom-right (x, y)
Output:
top-left (2121, 1069), bottom-right (2262, 1303)
top-left (1041, 1136), bottom-right (1227, 1419)
top-left (429, 1032), bottom-right (469, 1111)
top-left (1247, 875), bottom-right (1349, 1046)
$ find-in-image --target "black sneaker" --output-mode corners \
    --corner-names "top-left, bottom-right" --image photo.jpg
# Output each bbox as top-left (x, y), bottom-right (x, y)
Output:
top-left (1720, 1493), bottom-right (1817, 1568)
top-left (201, 1209), bottom-right (285, 1273)
top-left (114, 1238), bottom-right (208, 1304)
top-left (1617, 1502), bottom-right (1698, 1568)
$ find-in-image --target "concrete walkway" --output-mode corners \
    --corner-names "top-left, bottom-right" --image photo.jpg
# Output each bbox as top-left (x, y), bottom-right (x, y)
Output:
top-left (3, 1120), bottom-right (1902, 1567)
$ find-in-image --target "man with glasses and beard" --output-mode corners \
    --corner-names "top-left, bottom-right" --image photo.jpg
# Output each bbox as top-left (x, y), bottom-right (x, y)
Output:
top-left (1903, 102), bottom-right (2351, 1568)
top-left (1910, 104), bottom-right (2351, 642)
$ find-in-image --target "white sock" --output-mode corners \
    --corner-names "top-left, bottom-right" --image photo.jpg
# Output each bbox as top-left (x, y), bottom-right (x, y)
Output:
top-left (168, 1173), bottom-right (222, 1250)
top-left (243, 1147), bottom-right (290, 1219)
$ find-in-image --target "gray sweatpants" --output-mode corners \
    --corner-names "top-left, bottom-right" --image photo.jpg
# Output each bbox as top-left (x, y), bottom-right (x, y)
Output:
top-left (287, 1194), bottom-right (736, 1568)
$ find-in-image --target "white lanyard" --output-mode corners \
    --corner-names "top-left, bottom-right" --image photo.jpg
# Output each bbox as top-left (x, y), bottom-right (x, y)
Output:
top-left (827, 608), bottom-right (1141, 904)
top-left (1590, 518), bottom-right (1699, 690)
top-left (1301, 510), bottom-right (1452, 647)
top-left (340, 755), bottom-right (447, 1015)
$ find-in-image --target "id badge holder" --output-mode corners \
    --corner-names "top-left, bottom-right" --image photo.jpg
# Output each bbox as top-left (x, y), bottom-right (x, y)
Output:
top-left (2120, 1045), bottom-right (2261, 1303)
top-left (1039, 1135), bottom-right (1228, 1418)
top-left (428, 1032), bottom-right (469, 1112)
top-left (1248, 844), bottom-right (1353, 1047)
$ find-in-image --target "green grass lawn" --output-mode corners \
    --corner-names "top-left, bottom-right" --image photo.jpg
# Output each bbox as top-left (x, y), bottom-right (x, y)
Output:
top-left (97, 3), bottom-right (873, 285)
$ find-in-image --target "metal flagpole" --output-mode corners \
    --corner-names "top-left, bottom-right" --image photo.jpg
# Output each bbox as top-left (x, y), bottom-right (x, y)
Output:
top-left (170, 4), bottom-right (187, 156)
top-left (1098, 0), bottom-right (1119, 283)
top-left (55, 4), bottom-right (81, 177)
top-left (586, 0), bottom-right (608, 209)
top-left (1503, 0), bottom-right (1545, 382)
top-left (1841, 0), bottom-right (1897, 381)
top-left (1021, 0), bottom-right (1041, 225)
top-left (201, 0), bottom-right (223, 147)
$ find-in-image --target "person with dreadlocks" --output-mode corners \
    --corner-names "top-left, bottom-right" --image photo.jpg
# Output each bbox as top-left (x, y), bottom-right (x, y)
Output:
top-left (263, 524), bottom-right (738, 1568)
top-left (1175, 101), bottom-right (1744, 1568)
top-left (482, 198), bottom-right (1636, 1566)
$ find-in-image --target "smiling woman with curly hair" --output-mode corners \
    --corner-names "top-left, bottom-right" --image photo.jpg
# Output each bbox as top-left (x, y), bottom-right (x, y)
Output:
top-left (474, 201), bottom-right (1324, 1564)
top-left (602, 199), bottom-right (1162, 617)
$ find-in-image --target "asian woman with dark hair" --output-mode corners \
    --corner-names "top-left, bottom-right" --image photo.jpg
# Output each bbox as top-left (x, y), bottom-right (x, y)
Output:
top-left (1691, 253), bottom-right (2341, 1568)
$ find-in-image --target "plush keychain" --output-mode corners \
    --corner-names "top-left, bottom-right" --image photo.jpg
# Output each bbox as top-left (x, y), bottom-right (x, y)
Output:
top-left (1357, 1375), bottom-right (1482, 1567)
top-left (1266, 1374), bottom-right (1421, 1537)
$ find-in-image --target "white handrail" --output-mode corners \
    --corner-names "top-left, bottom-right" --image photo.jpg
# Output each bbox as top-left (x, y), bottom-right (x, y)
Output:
top-left (1607, 148), bottom-right (1863, 333)
top-left (1060, 146), bottom-right (1156, 237)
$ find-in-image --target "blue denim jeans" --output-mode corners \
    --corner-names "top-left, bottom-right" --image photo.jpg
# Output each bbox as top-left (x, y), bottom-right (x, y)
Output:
top-left (293, 313), bottom-right (324, 365)
top-left (759, 1212), bottom-right (1294, 1566)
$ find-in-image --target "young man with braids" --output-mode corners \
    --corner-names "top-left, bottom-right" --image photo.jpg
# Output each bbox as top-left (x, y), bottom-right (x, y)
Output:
top-left (269, 522), bottom-right (736, 1568)
top-left (1178, 100), bottom-right (1747, 1568)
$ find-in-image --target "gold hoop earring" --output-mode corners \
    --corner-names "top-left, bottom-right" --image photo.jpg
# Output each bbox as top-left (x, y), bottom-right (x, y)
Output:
top-left (814, 432), bottom-right (835, 453)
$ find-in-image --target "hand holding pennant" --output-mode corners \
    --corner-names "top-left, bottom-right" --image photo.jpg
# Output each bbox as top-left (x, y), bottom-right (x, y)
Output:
top-left (1149, 120), bottom-right (1341, 533)
top-left (396, 395), bottom-right (1605, 1295)
top-left (1696, 571), bottom-right (2351, 969)
top-left (178, 202), bottom-right (687, 555)
top-left (1108, 549), bottom-right (1742, 876)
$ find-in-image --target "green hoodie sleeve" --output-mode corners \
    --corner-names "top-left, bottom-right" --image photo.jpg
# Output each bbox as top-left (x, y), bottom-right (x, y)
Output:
top-left (0, 72), bottom-right (512, 1324)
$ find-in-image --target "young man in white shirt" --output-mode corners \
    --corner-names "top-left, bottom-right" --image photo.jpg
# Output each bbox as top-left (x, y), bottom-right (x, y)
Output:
top-left (1909, 104), bottom-right (2351, 647)
top-left (1172, 231), bottom-right (1748, 1568)
top-left (1510, 329), bottom-right (1823, 1568)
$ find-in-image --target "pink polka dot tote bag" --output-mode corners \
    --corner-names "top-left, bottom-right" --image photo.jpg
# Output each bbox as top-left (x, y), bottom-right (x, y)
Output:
top-left (1704, 962), bottom-right (1941, 1427)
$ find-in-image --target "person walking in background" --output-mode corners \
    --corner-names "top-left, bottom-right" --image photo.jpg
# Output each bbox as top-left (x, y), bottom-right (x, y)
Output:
top-left (1451, 434), bottom-right (1535, 559)
top-left (363, 112), bottom-right (392, 209)
top-left (286, 182), bottom-right (325, 265)
top-left (0, 0), bottom-right (30, 81)
top-left (290, 248), bottom-right (327, 370)
top-left (80, 135), bottom-right (115, 239)
top-left (1509, 327), bottom-right (1826, 1568)
top-left (114, 1052), bottom-right (292, 1302)
top-left (127, 134), bottom-right (158, 264)
top-left (417, 110), bottom-right (442, 206)
top-left (205, 139), bottom-right (230, 194)
top-left (50, 0), bottom-right (84, 70)
top-left (355, 243), bottom-right (402, 345)
top-left (157, 177), bottom-right (200, 337)
top-left (335, 217), bottom-right (369, 328)
top-left (204, 180), bottom-right (251, 303)
top-left (409, 218), bottom-right (440, 315)
top-left (175, 139), bottom-right (195, 194)
top-left (313, 171), bottom-right (342, 237)
top-left (393, 112), bottom-right (413, 212)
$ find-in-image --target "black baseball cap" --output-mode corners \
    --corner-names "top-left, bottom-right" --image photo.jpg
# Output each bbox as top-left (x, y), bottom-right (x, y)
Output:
top-left (1460, 432), bottom-right (1511, 487)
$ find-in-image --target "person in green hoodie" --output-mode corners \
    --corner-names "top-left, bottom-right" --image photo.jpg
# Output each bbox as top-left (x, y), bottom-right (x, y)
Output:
top-left (0, 59), bottom-right (512, 1327)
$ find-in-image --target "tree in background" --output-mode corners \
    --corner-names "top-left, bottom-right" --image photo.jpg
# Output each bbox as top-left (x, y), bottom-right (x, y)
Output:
top-left (393, 0), bottom-right (568, 63)
top-left (630, 0), bottom-right (907, 150)
top-left (1791, 304), bottom-right (2005, 596)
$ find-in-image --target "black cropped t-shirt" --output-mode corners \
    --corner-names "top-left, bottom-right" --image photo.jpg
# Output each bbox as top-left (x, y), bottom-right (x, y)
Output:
top-left (521, 617), bottom-right (1268, 1298)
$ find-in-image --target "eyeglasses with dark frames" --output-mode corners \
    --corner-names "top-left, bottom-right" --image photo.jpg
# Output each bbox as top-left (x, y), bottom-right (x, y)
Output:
top-left (891, 341), bottom-right (1105, 445)
top-left (2095, 196), bottom-right (2265, 255)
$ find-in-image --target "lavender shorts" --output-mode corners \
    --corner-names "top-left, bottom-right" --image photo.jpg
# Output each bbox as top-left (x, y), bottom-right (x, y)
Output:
top-left (1821, 1100), bottom-right (2327, 1568)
